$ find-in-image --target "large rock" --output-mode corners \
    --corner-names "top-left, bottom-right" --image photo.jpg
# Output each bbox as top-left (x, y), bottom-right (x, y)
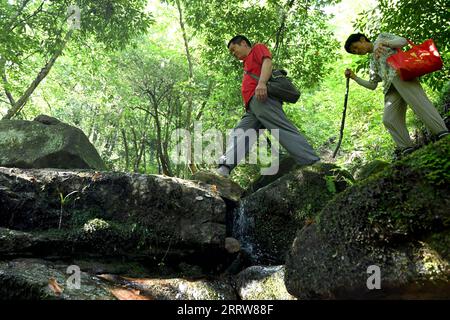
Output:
top-left (191, 171), bottom-right (244, 203)
top-left (285, 137), bottom-right (450, 299)
top-left (98, 274), bottom-right (237, 300)
top-left (234, 163), bottom-right (352, 264)
top-left (235, 265), bottom-right (296, 300)
top-left (355, 160), bottom-right (390, 181)
top-left (0, 228), bottom-right (69, 258)
top-left (0, 225), bottom-right (198, 263)
top-left (0, 168), bottom-right (227, 253)
top-left (243, 153), bottom-right (298, 196)
top-left (0, 256), bottom-right (239, 300)
top-left (0, 116), bottom-right (106, 170)
top-left (0, 258), bottom-right (116, 300)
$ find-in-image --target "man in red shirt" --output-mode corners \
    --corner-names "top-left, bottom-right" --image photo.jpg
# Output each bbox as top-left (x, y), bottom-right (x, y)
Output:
top-left (217, 35), bottom-right (319, 177)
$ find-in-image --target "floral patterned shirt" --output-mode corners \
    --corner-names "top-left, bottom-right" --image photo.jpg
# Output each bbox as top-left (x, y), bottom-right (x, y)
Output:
top-left (355, 33), bottom-right (408, 94)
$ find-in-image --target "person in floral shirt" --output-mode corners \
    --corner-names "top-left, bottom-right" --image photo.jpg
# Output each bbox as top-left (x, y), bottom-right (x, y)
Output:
top-left (344, 32), bottom-right (449, 158)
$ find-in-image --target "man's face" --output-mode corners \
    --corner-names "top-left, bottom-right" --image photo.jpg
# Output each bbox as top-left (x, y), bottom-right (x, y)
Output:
top-left (349, 37), bottom-right (371, 55)
top-left (229, 41), bottom-right (249, 60)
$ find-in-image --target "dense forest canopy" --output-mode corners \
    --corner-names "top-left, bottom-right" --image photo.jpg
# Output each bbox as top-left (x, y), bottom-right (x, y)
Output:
top-left (1, 0), bottom-right (449, 186)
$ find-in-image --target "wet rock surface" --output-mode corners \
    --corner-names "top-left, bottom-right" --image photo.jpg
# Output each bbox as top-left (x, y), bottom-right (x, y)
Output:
top-left (233, 163), bottom-right (352, 264)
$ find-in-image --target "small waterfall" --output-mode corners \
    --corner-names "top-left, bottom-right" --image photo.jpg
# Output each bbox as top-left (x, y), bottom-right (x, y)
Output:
top-left (232, 198), bottom-right (262, 263)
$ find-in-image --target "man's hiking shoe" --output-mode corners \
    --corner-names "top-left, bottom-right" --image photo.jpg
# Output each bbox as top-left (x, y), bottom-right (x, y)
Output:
top-left (394, 146), bottom-right (416, 161)
top-left (216, 165), bottom-right (230, 178)
top-left (435, 131), bottom-right (450, 141)
top-left (402, 146), bottom-right (415, 156)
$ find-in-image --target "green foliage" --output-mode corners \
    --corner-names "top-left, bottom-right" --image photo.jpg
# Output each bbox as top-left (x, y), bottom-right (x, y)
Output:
top-left (230, 163), bottom-right (261, 190)
top-left (4, 0), bottom-right (447, 185)
top-left (1, 0), bottom-right (153, 60)
top-left (82, 218), bottom-right (110, 233)
top-left (58, 189), bottom-right (80, 229)
top-left (325, 175), bottom-right (337, 194)
top-left (288, 55), bottom-right (397, 170)
top-left (175, 0), bottom-right (340, 89)
top-left (354, 0), bottom-right (450, 91)
top-left (0, 0), bottom-right (153, 117)
top-left (435, 81), bottom-right (450, 116)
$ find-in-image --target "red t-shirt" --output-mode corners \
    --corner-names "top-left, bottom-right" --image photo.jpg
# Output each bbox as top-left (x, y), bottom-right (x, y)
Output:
top-left (242, 43), bottom-right (272, 107)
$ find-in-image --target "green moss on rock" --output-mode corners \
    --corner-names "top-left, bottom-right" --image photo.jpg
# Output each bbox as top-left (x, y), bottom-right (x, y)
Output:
top-left (286, 138), bottom-right (450, 299)
top-left (237, 163), bottom-right (352, 264)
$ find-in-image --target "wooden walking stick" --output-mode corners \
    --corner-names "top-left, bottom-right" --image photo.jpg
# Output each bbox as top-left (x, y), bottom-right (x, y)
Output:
top-left (333, 77), bottom-right (350, 158)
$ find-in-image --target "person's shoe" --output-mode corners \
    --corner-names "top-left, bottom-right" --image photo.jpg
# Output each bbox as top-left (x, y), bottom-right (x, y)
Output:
top-left (435, 131), bottom-right (450, 141)
top-left (393, 146), bottom-right (415, 161)
top-left (401, 146), bottom-right (415, 156)
top-left (216, 165), bottom-right (230, 178)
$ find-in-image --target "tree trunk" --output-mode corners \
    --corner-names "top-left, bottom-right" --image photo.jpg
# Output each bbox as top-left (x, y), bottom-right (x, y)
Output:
top-left (152, 100), bottom-right (172, 176)
top-left (175, 0), bottom-right (197, 175)
top-left (121, 128), bottom-right (130, 171)
top-left (273, 0), bottom-right (296, 59)
top-left (131, 126), bottom-right (140, 172)
top-left (2, 29), bottom-right (74, 119)
top-left (87, 106), bottom-right (99, 141)
top-left (143, 141), bottom-right (147, 173)
top-left (134, 112), bottom-right (149, 173)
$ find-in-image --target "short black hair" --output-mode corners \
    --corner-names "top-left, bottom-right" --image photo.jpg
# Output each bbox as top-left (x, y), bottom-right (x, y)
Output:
top-left (344, 33), bottom-right (371, 53)
top-left (228, 35), bottom-right (252, 48)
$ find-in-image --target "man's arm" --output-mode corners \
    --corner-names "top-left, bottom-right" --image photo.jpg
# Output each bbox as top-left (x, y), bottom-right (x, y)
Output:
top-left (255, 57), bottom-right (272, 102)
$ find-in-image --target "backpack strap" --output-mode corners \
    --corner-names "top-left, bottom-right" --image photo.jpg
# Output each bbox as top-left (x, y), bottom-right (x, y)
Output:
top-left (245, 69), bottom-right (286, 80)
top-left (244, 70), bottom-right (261, 81)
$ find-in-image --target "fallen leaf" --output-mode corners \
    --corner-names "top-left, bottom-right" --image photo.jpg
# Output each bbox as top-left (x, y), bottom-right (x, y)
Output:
top-left (110, 288), bottom-right (151, 300)
top-left (210, 185), bottom-right (218, 194)
top-left (48, 277), bottom-right (63, 295)
top-left (97, 274), bottom-right (120, 282)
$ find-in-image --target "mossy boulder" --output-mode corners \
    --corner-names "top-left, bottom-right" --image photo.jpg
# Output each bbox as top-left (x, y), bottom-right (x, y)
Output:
top-left (0, 168), bottom-right (227, 251)
top-left (355, 160), bottom-right (390, 181)
top-left (285, 137), bottom-right (450, 299)
top-left (234, 163), bottom-right (353, 264)
top-left (0, 116), bottom-right (106, 170)
top-left (243, 154), bottom-right (299, 196)
top-left (98, 274), bottom-right (237, 300)
top-left (0, 258), bottom-right (115, 300)
top-left (235, 265), bottom-right (296, 300)
top-left (191, 171), bottom-right (244, 203)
